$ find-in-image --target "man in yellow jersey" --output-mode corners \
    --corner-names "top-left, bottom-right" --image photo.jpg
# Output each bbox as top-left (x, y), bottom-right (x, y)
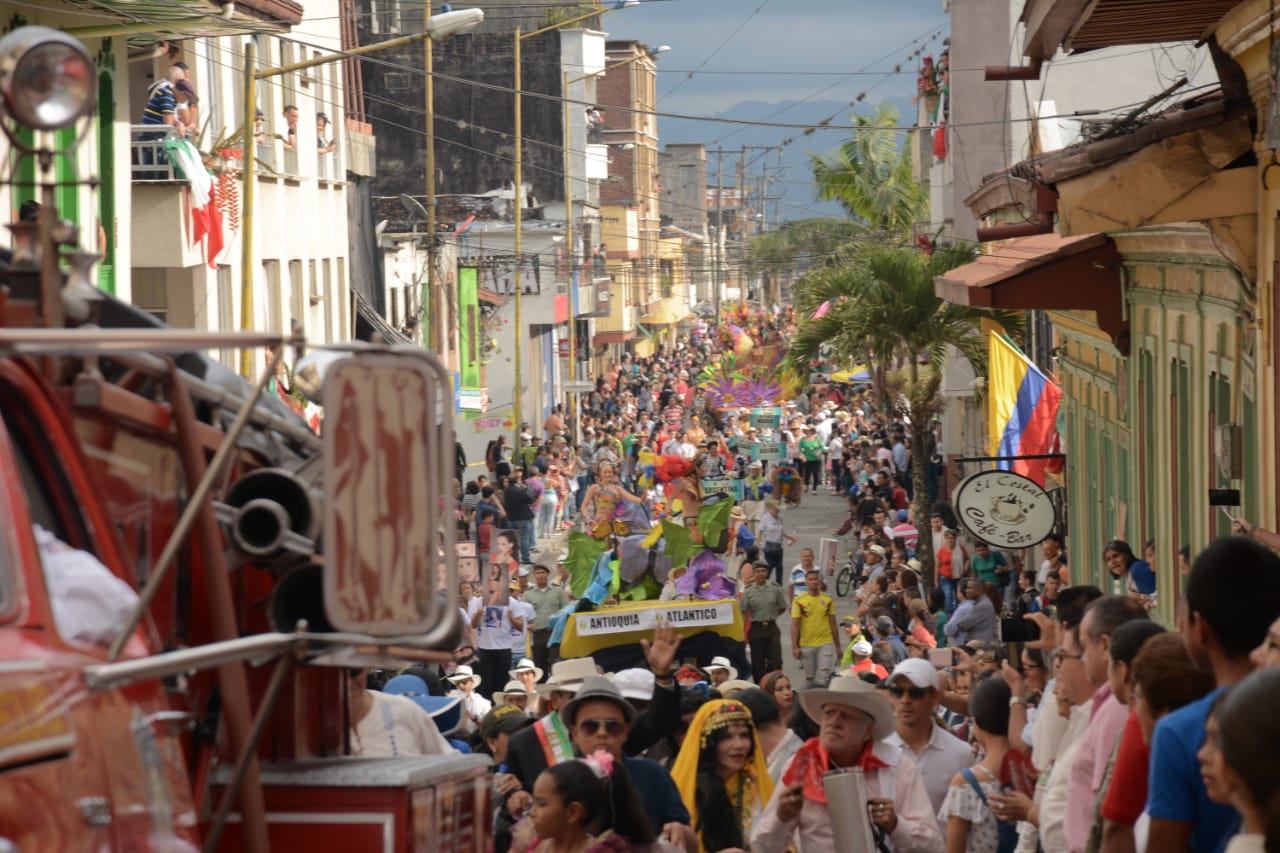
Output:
top-left (790, 568), bottom-right (840, 688)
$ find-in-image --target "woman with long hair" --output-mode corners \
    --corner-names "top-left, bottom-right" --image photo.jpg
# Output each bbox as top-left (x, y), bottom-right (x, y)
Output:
top-left (579, 461), bottom-right (645, 539)
top-left (522, 751), bottom-right (659, 853)
top-left (1103, 539), bottom-right (1156, 606)
top-left (671, 699), bottom-right (775, 852)
top-left (761, 671), bottom-right (794, 721)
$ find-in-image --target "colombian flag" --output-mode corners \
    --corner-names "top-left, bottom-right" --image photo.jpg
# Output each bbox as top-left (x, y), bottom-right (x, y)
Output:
top-left (988, 333), bottom-right (1062, 486)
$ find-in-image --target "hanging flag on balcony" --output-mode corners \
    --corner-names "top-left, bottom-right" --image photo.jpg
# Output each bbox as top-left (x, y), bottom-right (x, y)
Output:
top-left (166, 137), bottom-right (226, 269)
top-left (987, 332), bottom-right (1062, 487)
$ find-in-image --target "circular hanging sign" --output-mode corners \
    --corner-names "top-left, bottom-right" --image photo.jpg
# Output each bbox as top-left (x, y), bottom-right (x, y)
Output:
top-left (954, 470), bottom-right (1057, 549)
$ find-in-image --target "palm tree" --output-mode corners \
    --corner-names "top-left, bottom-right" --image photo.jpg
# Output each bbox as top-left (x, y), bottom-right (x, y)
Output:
top-left (786, 244), bottom-right (1022, 588)
top-left (809, 103), bottom-right (927, 239)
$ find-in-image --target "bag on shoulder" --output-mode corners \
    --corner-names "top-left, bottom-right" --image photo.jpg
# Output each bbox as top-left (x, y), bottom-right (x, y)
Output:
top-left (960, 768), bottom-right (1018, 853)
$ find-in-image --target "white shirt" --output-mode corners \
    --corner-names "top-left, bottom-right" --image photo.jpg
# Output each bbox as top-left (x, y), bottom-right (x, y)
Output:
top-left (1038, 703), bottom-right (1091, 853)
top-left (883, 722), bottom-right (974, 835)
top-left (449, 688), bottom-right (492, 735)
top-left (826, 436), bottom-right (844, 463)
top-left (508, 598), bottom-right (536, 655)
top-left (469, 597), bottom-right (514, 650)
top-left (353, 691), bottom-right (451, 757)
top-left (760, 512), bottom-right (785, 545)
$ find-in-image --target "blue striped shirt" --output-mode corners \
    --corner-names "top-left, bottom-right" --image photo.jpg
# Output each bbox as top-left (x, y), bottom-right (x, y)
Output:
top-left (142, 80), bottom-right (175, 125)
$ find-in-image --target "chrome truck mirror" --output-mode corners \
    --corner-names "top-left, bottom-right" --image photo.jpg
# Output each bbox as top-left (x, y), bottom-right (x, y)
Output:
top-left (321, 350), bottom-right (456, 639)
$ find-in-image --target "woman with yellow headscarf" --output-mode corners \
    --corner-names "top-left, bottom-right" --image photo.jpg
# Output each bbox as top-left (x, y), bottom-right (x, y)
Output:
top-left (670, 698), bottom-right (775, 852)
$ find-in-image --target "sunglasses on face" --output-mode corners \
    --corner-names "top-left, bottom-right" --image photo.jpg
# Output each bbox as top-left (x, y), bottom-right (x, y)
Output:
top-left (576, 718), bottom-right (628, 736)
top-left (887, 685), bottom-right (930, 700)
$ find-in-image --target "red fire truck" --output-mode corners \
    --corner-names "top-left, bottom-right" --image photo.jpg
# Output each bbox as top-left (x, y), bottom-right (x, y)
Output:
top-left (0, 25), bottom-right (488, 853)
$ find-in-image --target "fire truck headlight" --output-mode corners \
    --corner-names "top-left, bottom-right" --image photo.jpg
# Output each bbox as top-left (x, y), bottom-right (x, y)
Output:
top-left (0, 26), bottom-right (95, 131)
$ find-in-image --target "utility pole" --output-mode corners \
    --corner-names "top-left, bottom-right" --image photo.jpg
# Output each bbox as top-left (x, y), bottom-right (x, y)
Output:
top-left (735, 148), bottom-right (745, 307)
top-left (714, 147), bottom-right (724, 324)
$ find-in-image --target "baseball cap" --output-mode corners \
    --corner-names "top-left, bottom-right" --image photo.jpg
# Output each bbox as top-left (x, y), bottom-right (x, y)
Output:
top-left (888, 658), bottom-right (940, 690)
top-left (874, 615), bottom-right (895, 635)
top-left (897, 509), bottom-right (909, 521)
top-left (479, 704), bottom-right (532, 740)
top-left (852, 640), bottom-right (874, 657)
top-left (613, 668), bottom-right (656, 702)
top-left (841, 615), bottom-right (859, 626)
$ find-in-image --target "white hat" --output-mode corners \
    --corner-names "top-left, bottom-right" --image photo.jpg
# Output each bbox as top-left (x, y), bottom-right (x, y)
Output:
top-left (517, 565), bottom-right (532, 577)
top-left (888, 658), bottom-right (940, 690)
top-left (851, 640), bottom-right (874, 658)
top-left (866, 543), bottom-right (886, 558)
top-left (706, 656), bottom-right (739, 681)
top-left (800, 675), bottom-right (895, 740)
top-left (509, 657), bottom-right (544, 683)
top-left (495, 680), bottom-right (531, 704)
top-left (445, 664), bottom-right (481, 689)
top-left (612, 668), bottom-right (656, 702)
top-left (520, 432), bottom-right (533, 441)
top-left (536, 657), bottom-right (598, 697)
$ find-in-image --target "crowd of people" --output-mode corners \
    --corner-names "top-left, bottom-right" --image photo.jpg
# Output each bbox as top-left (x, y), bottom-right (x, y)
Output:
top-left (345, 328), bottom-right (1280, 853)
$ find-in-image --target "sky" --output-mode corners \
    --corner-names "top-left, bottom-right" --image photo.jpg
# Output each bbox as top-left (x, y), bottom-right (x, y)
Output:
top-left (595, 0), bottom-right (951, 220)
top-left (608, 0), bottom-right (950, 123)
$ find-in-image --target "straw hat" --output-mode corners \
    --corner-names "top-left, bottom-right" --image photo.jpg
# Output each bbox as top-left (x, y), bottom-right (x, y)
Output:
top-left (706, 655), bottom-right (739, 681)
top-left (494, 680), bottom-right (531, 705)
top-left (729, 506), bottom-right (747, 522)
top-left (800, 675), bottom-right (895, 740)
top-left (535, 657), bottom-right (598, 697)
top-left (445, 664), bottom-right (481, 689)
top-left (509, 657), bottom-right (545, 683)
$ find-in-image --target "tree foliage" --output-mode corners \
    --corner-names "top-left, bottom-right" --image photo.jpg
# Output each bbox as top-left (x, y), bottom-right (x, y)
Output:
top-left (808, 103), bottom-right (927, 239)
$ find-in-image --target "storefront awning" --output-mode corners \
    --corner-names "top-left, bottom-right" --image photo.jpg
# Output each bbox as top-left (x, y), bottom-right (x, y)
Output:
top-left (934, 232), bottom-right (1127, 350)
top-left (593, 330), bottom-right (635, 346)
top-left (63, 0), bottom-right (302, 44)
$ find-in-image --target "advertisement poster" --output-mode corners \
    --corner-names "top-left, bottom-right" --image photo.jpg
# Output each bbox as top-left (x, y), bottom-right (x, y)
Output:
top-left (487, 529), bottom-right (520, 608)
top-left (817, 537), bottom-right (840, 578)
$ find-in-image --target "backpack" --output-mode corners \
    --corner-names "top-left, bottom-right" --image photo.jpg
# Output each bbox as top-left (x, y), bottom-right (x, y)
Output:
top-left (960, 768), bottom-right (1019, 853)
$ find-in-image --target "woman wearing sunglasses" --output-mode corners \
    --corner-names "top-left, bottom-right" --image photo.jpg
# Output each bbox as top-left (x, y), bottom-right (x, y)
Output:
top-left (671, 699), bottom-right (775, 852)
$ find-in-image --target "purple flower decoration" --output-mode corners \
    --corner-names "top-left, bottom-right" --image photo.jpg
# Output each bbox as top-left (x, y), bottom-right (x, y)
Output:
top-left (743, 378), bottom-right (783, 406)
top-left (675, 550), bottom-right (735, 600)
top-left (703, 375), bottom-right (751, 409)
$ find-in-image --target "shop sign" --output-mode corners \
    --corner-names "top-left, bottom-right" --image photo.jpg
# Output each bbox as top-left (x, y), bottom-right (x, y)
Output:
top-left (954, 470), bottom-right (1056, 548)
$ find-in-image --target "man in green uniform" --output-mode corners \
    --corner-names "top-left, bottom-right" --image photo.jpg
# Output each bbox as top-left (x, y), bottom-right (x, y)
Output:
top-left (741, 562), bottom-right (788, 681)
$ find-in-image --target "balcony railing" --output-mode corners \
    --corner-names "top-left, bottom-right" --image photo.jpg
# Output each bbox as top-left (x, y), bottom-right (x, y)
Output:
top-left (130, 125), bottom-right (178, 181)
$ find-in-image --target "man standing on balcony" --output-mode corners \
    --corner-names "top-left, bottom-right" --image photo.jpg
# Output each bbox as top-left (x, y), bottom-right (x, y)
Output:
top-left (317, 112), bottom-right (336, 155)
top-left (139, 62), bottom-right (187, 178)
top-left (282, 104), bottom-right (299, 150)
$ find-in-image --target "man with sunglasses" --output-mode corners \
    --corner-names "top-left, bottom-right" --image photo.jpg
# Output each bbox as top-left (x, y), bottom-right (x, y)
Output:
top-left (562, 676), bottom-right (697, 852)
top-left (882, 659), bottom-right (973, 835)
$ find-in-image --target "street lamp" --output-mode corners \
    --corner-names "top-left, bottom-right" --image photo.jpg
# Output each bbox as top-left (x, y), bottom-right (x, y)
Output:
top-left (424, 7), bottom-right (485, 355)
top-left (512, 0), bottom-right (636, 450)
top-left (239, 8), bottom-right (484, 375)
top-left (0, 25), bottom-right (98, 331)
top-left (560, 44), bottom-right (669, 435)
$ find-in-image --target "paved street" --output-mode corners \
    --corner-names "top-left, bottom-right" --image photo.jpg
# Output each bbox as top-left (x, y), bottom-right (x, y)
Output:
top-left (769, 489), bottom-right (860, 688)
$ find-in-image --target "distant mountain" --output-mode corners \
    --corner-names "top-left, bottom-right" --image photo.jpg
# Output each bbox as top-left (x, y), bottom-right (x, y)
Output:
top-left (658, 95), bottom-right (916, 225)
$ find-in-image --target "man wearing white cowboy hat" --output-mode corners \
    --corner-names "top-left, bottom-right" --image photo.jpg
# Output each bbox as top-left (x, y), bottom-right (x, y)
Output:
top-left (493, 680), bottom-right (531, 712)
top-left (445, 664), bottom-right (492, 736)
top-left (704, 655), bottom-right (738, 687)
top-left (753, 676), bottom-right (944, 853)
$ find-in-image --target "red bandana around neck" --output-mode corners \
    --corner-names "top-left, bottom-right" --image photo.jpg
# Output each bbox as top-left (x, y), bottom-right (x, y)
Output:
top-left (782, 737), bottom-right (889, 803)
